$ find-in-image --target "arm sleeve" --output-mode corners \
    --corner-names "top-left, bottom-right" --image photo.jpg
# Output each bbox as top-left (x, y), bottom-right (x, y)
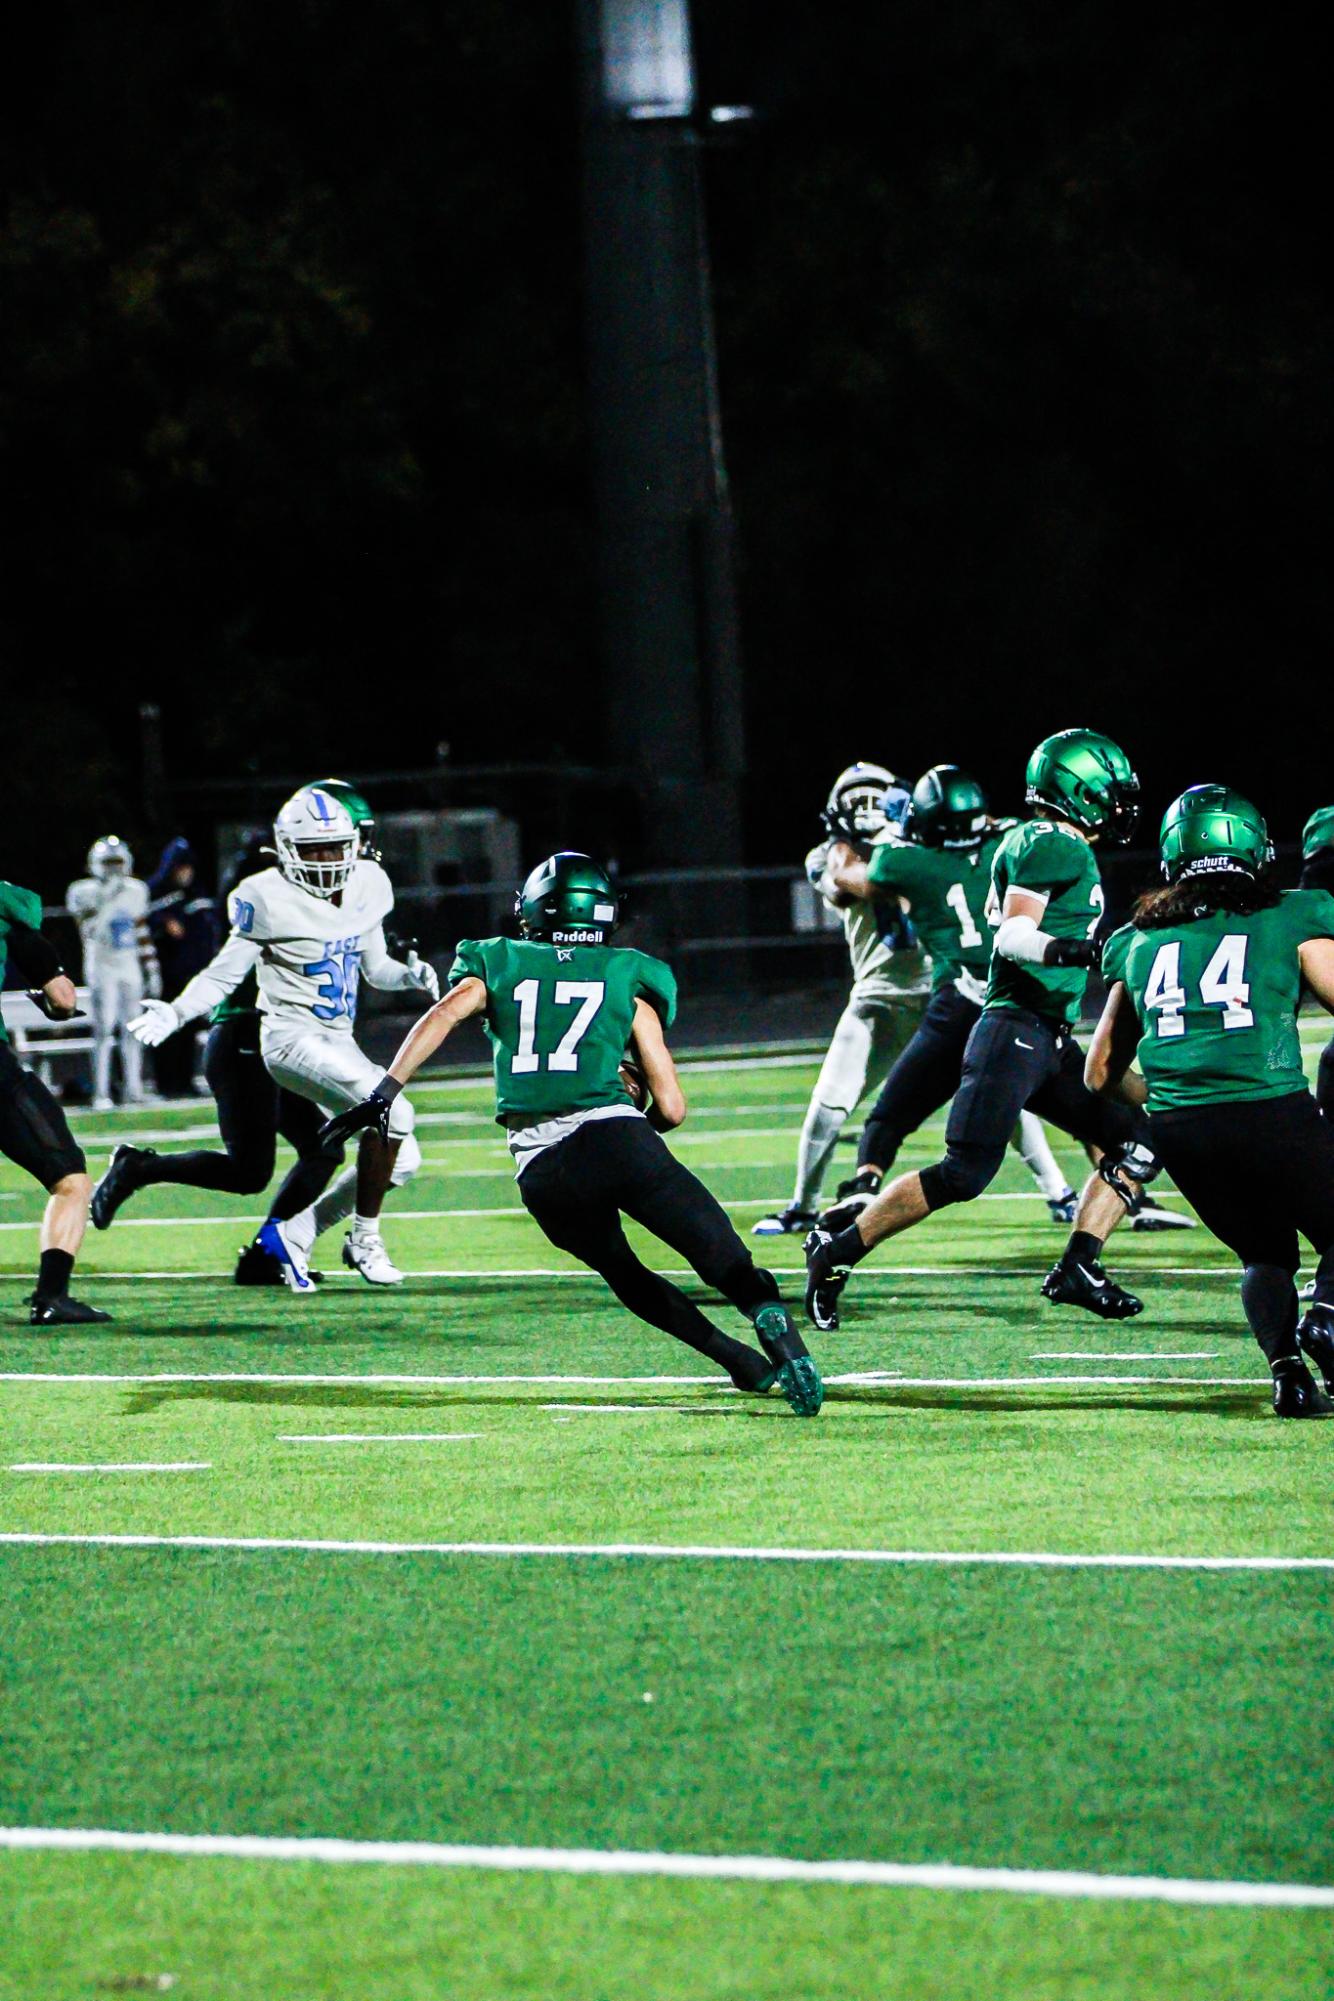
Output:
top-left (448, 939), bottom-right (489, 988)
top-left (359, 923), bottom-right (418, 992)
top-left (170, 932), bottom-right (265, 1022)
top-left (994, 913), bottom-right (1051, 965)
top-left (636, 955), bottom-right (678, 1030)
top-left (5, 922), bottom-right (65, 986)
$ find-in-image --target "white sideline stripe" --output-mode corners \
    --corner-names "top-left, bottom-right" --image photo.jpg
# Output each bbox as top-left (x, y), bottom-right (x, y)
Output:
top-left (0, 1369), bottom-right (1255, 1388)
top-left (0, 1827), bottom-right (1328, 1907)
top-left (0, 1532), bottom-right (1323, 1571)
top-left (7, 1462), bottom-right (209, 1475)
top-left (279, 1433), bottom-right (482, 1444)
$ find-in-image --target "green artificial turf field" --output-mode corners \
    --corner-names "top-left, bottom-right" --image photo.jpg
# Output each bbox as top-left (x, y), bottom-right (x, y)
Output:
top-left (2, 1025), bottom-right (1332, 1999)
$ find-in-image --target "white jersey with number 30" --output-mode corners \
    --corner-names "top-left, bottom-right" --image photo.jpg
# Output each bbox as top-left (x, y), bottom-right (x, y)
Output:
top-left (171, 860), bottom-right (401, 1034)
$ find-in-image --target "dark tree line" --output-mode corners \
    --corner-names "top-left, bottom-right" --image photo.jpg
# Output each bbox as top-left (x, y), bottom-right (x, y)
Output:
top-left (0, 1), bottom-right (1325, 895)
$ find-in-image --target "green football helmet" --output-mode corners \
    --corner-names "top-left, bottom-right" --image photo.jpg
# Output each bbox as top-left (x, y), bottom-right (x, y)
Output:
top-left (515, 852), bottom-right (619, 945)
top-left (1159, 784), bottom-right (1272, 883)
top-left (1024, 728), bottom-right (1140, 845)
top-left (1302, 805), bottom-right (1334, 860)
top-left (907, 764), bottom-right (989, 850)
top-left (306, 777), bottom-right (379, 862)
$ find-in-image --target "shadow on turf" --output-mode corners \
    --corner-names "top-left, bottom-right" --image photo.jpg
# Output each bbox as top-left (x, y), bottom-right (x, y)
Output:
top-left (118, 1381), bottom-right (1267, 1421)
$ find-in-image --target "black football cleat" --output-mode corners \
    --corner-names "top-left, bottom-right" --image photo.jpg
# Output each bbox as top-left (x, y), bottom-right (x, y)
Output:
top-left (803, 1228), bottom-right (849, 1333)
top-left (30, 1294), bottom-right (112, 1327)
top-left (752, 1205), bottom-right (818, 1238)
top-left (1271, 1359), bottom-right (1334, 1419)
top-left (234, 1238), bottom-right (323, 1286)
top-left (820, 1168), bottom-right (882, 1234)
top-left (1041, 1257), bottom-right (1143, 1320)
top-left (90, 1144), bottom-right (155, 1230)
top-left (1130, 1196), bottom-right (1197, 1233)
top-left (1296, 1307), bottom-right (1334, 1396)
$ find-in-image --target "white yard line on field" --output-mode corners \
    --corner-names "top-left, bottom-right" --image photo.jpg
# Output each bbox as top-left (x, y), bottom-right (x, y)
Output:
top-left (0, 1532), bottom-right (1316, 1570)
top-left (7, 1462), bottom-right (209, 1475)
top-left (0, 1826), bottom-right (1328, 1908)
top-left (278, 1433), bottom-right (482, 1444)
top-left (1031, 1352), bottom-right (1221, 1361)
top-left (0, 1369), bottom-right (1257, 1388)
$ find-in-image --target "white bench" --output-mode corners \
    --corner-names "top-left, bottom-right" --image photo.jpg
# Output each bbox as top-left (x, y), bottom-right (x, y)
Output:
top-left (1, 987), bottom-right (97, 1087)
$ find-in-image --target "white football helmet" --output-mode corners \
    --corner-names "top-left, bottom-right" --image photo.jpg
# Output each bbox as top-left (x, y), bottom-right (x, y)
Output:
top-left (88, 835), bottom-right (132, 879)
top-left (823, 762), bottom-right (904, 844)
top-left (274, 787), bottom-right (358, 898)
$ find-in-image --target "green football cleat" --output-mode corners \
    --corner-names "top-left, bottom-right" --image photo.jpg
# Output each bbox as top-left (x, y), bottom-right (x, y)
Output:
top-left (775, 1354), bottom-right (824, 1417)
top-left (751, 1300), bottom-right (824, 1415)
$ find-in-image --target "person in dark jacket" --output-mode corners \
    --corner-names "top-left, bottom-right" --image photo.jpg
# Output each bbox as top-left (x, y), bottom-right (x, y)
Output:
top-left (147, 838), bottom-right (220, 1097)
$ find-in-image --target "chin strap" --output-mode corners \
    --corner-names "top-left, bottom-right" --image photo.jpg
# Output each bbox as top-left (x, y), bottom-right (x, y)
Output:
top-left (1097, 1140), bottom-right (1161, 1215)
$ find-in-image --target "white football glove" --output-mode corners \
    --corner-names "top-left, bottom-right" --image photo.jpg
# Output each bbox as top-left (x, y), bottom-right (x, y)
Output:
top-left (405, 950), bottom-right (439, 1002)
top-left (128, 997), bottom-right (181, 1046)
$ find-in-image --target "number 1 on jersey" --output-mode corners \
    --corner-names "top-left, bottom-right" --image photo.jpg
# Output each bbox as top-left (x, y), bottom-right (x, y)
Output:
top-left (512, 978), bottom-right (607, 1074)
top-left (945, 881), bottom-right (983, 948)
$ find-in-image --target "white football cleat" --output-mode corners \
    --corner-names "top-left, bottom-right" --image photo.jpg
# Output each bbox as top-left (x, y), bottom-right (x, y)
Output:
top-left (342, 1230), bottom-right (404, 1286)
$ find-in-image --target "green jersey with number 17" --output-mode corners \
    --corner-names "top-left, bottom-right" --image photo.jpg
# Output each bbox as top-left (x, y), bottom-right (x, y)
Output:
top-left (984, 820), bottom-right (1104, 1027)
top-left (1101, 888), bottom-right (1334, 1112)
top-left (866, 834), bottom-right (1000, 995)
top-left (449, 937), bottom-right (677, 1123)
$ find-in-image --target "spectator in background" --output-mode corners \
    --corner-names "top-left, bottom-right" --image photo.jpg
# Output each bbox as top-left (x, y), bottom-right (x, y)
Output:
top-left (147, 837), bottom-right (219, 1097)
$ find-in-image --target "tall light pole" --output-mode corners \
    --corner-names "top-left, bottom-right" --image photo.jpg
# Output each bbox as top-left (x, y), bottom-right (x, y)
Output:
top-left (576, 0), bottom-right (745, 868)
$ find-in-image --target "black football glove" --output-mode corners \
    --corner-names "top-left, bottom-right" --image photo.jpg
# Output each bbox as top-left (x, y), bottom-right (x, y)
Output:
top-left (27, 986), bottom-right (85, 1021)
top-left (318, 1077), bottom-right (401, 1152)
top-left (1042, 936), bottom-right (1098, 970)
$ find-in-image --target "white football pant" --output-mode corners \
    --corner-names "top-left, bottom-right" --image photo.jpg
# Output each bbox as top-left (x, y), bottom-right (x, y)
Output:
top-left (791, 990), bottom-right (925, 1212)
top-left (90, 969), bottom-right (145, 1104)
top-left (260, 1019), bottom-right (420, 1183)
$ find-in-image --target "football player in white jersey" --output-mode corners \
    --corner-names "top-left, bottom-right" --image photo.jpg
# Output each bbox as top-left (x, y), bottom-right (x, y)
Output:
top-left (754, 764), bottom-right (932, 1234)
top-left (754, 762), bottom-right (1074, 1236)
top-left (66, 836), bottom-right (159, 1110)
top-left (128, 787), bottom-right (438, 1288)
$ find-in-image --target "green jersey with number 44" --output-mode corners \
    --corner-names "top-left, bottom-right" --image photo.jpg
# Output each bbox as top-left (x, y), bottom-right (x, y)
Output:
top-left (984, 821), bottom-right (1104, 1027)
top-left (1101, 889), bottom-right (1334, 1112)
top-left (866, 836), bottom-right (999, 993)
top-left (449, 936), bottom-right (677, 1122)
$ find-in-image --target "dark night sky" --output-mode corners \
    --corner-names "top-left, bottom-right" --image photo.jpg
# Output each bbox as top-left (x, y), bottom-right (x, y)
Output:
top-left (1, 1), bottom-right (1327, 893)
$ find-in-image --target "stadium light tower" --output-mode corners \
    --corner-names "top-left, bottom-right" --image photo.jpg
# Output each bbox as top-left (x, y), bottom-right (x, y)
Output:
top-left (577, 0), bottom-right (745, 869)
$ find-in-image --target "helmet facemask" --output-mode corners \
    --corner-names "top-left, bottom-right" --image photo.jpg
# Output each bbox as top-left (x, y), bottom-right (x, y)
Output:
top-left (276, 833), bottom-right (358, 898)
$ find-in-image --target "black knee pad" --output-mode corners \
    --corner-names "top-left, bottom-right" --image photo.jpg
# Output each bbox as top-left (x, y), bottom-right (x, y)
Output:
top-left (920, 1146), bottom-right (1000, 1211)
top-left (1097, 1139), bottom-right (1162, 1214)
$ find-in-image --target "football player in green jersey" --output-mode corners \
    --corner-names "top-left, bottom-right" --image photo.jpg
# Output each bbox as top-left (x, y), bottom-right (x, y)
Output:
top-left (1300, 805), bottom-right (1334, 1121)
top-left (1088, 786), bottom-right (1334, 1417)
top-left (819, 763), bottom-right (1077, 1229)
top-left (92, 781), bottom-right (390, 1282)
top-left (805, 729), bottom-right (1157, 1330)
top-left (0, 880), bottom-right (109, 1324)
top-left (319, 852), bottom-right (823, 1415)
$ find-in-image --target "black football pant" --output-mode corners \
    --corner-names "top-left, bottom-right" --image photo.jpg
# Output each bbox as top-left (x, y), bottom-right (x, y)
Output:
top-left (1149, 1091), bottom-right (1334, 1363)
top-left (135, 1016), bottom-right (339, 1220)
top-left (518, 1116), bottom-right (780, 1386)
top-left (919, 1007), bottom-right (1145, 1211)
top-left (1318, 1036), bottom-right (1334, 1122)
top-left (859, 983), bottom-right (981, 1172)
top-left (0, 1041), bottom-right (86, 1189)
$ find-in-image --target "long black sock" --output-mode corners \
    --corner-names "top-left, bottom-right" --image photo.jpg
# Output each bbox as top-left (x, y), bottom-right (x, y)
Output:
top-left (141, 1147), bottom-right (272, 1197)
top-left (1240, 1263), bottom-right (1300, 1366)
top-left (1064, 1230), bottom-right (1103, 1267)
top-left (602, 1261), bottom-right (770, 1388)
top-left (36, 1248), bottom-right (73, 1301)
top-left (829, 1222), bottom-right (871, 1267)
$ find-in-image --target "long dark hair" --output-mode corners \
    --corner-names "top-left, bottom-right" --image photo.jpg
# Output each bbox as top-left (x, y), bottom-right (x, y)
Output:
top-left (1132, 867), bottom-right (1282, 931)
